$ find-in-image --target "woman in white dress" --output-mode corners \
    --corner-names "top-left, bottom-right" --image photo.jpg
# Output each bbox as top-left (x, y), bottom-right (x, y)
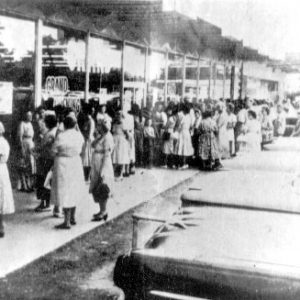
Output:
top-left (81, 107), bottom-right (95, 181)
top-left (226, 103), bottom-right (237, 157)
top-left (0, 122), bottom-right (14, 238)
top-left (216, 105), bottom-right (230, 159)
top-left (90, 119), bottom-right (114, 221)
top-left (162, 108), bottom-right (176, 168)
top-left (112, 115), bottom-right (130, 181)
top-left (243, 110), bottom-right (262, 153)
top-left (18, 111), bottom-right (35, 192)
top-left (51, 116), bottom-right (85, 229)
top-left (175, 105), bottom-right (194, 169)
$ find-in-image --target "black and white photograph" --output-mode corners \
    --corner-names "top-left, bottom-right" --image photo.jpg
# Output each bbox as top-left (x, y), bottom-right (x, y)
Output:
top-left (0, 0), bottom-right (300, 299)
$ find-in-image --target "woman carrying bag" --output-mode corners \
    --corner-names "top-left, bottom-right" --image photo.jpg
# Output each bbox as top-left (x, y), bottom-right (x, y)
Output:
top-left (90, 119), bottom-right (114, 222)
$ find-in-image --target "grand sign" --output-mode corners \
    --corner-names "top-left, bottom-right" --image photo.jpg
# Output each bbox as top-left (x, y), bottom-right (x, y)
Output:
top-left (45, 76), bottom-right (69, 93)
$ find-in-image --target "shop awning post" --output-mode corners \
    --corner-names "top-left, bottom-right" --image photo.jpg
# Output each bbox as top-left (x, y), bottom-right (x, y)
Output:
top-left (143, 47), bottom-right (149, 111)
top-left (182, 54), bottom-right (186, 100)
top-left (120, 40), bottom-right (125, 110)
top-left (223, 62), bottom-right (226, 100)
top-left (84, 31), bottom-right (90, 103)
top-left (164, 49), bottom-right (169, 105)
top-left (196, 56), bottom-right (200, 102)
top-left (34, 18), bottom-right (43, 108)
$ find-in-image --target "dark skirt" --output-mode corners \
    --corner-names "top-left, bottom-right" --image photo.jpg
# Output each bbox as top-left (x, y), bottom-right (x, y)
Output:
top-left (143, 137), bottom-right (154, 166)
top-left (36, 158), bottom-right (53, 201)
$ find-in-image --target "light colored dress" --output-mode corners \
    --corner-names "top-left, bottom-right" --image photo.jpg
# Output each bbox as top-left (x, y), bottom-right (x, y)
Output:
top-left (163, 116), bottom-right (176, 155)
top-left (273, 112), bottom-right (286, 137)
top-left (19, 121), bottom-right (35, 174)
top-left (0, 137), bottom-right (14, 214)
top-left (51, 129), bottom-right (85, 208)
top-left (217, 112), bottom-right (229, 159)
top-left (243, 119), bottom-right (262, 152)
top-left (123, 113), bottom-right (135, 163)
top-left (112, 123), bottom-right (130, 165)
top-left (81, 116), bottom-right (95, 167)
top-left (175, 114), bottom-right (194, 157)
top-left (226, 113), bottom-right (237, 153)
top-left (89, 132), bottom-right (115, 198)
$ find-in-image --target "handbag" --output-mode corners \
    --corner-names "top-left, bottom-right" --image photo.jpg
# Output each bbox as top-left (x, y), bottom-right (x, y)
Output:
top-left (43, 169), bottom-right (53, 190)
top-left (92, 177), bottom-right (110, 200)
top-left (162, 131), bottom-right (171, 141)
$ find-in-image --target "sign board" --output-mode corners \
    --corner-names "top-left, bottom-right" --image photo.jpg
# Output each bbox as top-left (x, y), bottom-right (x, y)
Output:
top-left (0, 82), bottom-right (13, 114)
top-left (45, 76), bottom-right (69, 93)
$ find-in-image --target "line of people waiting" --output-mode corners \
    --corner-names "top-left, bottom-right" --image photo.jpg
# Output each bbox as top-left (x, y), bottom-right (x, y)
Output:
top-left (0, 96), bottom-right (293, 237)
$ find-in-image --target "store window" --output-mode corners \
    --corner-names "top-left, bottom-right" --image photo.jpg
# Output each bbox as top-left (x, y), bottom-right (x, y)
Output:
top-left (148, 50), bottom-right (165, 105)
top-left (167, 53), bottom-right (183, 100)
top-left (89, 36), bottom-right (121, 104)
top-left (124, 44), bottom-right (146, 107)
top-left (198, 62), bottom-right (211, 99)
top-left (41, 25), bottom-right (86, 111)
top-left (185, 57), bottom-right (198, 99)
top-left (0, 15), bottom-right (35, 138)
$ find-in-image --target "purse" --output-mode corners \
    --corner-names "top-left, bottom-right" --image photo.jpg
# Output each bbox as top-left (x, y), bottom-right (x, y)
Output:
top-left (162, 131), bottom-right (171, 141)
top-left (92, 177), bottom-right (110, 200)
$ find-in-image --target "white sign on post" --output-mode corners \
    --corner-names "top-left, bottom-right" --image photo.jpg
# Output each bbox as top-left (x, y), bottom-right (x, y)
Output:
top-left (0, 82), bottom-right (13, 115)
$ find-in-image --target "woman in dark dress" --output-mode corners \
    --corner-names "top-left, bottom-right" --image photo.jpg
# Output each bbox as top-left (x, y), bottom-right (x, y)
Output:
top-left (198, 110), bottom-right (222, 171)
top-left (34, 114), bottom-right (57, 212)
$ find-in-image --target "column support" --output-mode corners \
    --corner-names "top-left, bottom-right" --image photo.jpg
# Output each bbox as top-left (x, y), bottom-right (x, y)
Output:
top-left (34, 18), bottom-right (43, 108)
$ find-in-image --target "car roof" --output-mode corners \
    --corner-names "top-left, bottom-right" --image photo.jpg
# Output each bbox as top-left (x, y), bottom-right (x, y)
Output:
top-left (181, 170), bottom-right (300, 214)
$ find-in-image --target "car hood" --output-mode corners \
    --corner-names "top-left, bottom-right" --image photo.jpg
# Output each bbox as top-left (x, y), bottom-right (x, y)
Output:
top-left (181, 170), bottom-right (300, 214)
top-left (134, 206), bottom-right (300, 279)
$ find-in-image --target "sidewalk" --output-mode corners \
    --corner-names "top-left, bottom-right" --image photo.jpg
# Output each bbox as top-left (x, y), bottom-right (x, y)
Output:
top-left (0, 167), bottom-right (198, 278)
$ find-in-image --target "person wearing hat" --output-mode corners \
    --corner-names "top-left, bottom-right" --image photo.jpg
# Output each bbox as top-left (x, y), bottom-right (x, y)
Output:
top-left (90, 119), bottom-right (114, 221)
top-left (0, 122), bottom-right (15, 237)
top-left (51, 116), bottom-right (86, 229)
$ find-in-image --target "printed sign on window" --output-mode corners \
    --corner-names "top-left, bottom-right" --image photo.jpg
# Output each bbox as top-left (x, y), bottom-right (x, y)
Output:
top-left (0, 82), bottom-right (13, 114)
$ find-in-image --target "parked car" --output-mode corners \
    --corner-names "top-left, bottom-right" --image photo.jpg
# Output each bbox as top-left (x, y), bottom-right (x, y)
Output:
top-left (114, 170), bottom-right (300, 300)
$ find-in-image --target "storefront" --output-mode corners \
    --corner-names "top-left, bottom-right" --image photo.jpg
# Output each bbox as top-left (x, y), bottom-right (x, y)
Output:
top-left (0, 10), bottom-right (286, 138)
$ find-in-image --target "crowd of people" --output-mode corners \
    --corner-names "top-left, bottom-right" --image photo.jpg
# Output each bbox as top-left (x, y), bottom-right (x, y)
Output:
top-left (0, 95), bottom-right (295, 238)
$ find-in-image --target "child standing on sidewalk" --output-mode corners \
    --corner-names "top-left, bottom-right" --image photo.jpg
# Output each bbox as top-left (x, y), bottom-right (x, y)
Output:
top-left (143, 119), bottom-right (155, 169)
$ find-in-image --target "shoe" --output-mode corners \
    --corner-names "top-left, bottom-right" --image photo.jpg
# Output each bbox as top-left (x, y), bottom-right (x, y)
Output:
top-left (93, 211), bottom-right (101, 218)
top-left (162, 165), bottom-right (168, 169)
top-left (92, 213), bottom-right (108, 222)
top-left (53, 212), bottom-right (64, 218)
top-left (55, 223), bottom-right (71, 230)
top-left (34, 203), bottom-right (46, 213)
top-left (182, 164), bottom-right (189, 170)
top-left (56, 208), bottom-right (71, 229)
top-left (70, 207), bottom-right (76, 225)
top-left (123, 173), bottom-right (130, 177)
top-left (0, 232), bottom-right (4, 238)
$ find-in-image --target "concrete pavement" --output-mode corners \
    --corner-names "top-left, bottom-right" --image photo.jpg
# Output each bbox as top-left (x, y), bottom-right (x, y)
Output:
top-left (0, 167), bottom-right (198, 278)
